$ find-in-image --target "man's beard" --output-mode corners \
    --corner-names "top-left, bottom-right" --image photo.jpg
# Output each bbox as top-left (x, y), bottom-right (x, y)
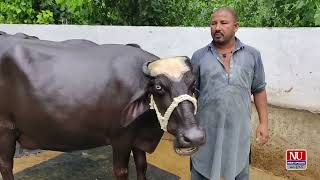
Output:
top-left (212, 32), bottom-right (226, 44)
top-left (213, 37), bottom-right (227, 45)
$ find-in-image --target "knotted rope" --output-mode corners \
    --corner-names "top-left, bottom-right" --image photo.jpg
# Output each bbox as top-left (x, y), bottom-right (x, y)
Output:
top-left (149, 94), bottom-right (197, 131)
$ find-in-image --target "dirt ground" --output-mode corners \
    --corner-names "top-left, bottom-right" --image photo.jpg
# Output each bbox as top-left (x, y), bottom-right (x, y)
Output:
top-left (2, 138), bottom-right (300, 180)
top-left (148, 139), bottom-right (288, 180)
top-left (251, 105), bottom-right (319, 180)
top-left (252, 143), bottom-right (317, 180)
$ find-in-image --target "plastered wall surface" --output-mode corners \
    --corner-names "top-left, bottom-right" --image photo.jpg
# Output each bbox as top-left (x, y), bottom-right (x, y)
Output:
top-left (1, 25), bottom-right (319, 113)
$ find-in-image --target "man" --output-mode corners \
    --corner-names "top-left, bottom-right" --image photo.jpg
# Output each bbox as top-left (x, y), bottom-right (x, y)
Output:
top-left (190, 7), bottom-right (269, 180)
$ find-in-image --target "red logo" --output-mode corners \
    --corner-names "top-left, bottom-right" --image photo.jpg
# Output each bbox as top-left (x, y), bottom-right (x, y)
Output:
top-left (286, 149), bottom-right (307, 170)
top-left (287, 150), bottom-right (306, 161)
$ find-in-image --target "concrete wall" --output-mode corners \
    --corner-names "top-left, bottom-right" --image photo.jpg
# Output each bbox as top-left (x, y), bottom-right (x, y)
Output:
top-left (0, 25), bottom-right (319, 179)
top-left (0, 25), bottom-right (319, 113)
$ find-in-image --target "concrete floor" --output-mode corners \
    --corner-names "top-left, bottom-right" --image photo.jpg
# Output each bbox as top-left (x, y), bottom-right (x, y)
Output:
top-left (9, 137), bottom-right (289, 180)
top-left (11, 146), bottom-right (178, 180)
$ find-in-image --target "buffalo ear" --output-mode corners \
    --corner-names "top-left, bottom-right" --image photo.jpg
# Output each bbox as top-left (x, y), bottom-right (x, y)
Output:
top-left (120, 89), bottom-right (150, 127)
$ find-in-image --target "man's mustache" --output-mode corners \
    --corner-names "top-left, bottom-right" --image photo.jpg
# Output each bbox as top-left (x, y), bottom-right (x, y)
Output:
top-left (214, 32), bottom-right (224, 36)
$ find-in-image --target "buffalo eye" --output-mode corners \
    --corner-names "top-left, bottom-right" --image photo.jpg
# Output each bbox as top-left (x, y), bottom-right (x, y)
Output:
top-left (152, 84), bottom-right (166, 95)
top-left (155, 84), bottom-right (162, 91)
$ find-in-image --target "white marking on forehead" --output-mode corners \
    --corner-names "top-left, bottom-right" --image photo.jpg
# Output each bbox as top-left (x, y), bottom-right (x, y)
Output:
top-left (148, 57), bottom-right (190, 81)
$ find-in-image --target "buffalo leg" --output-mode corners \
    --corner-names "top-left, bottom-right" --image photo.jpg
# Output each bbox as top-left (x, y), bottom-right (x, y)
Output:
top-left (132, 147), bottom-right (147, 180)
top-left (112, 145), bottom-right (131, 180)
top-left (0, 127), bottom-right (16, 180)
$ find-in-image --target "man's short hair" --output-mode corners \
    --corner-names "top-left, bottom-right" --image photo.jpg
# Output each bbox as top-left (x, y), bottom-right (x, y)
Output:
top-left (212, 7), bottom-right (238, 22)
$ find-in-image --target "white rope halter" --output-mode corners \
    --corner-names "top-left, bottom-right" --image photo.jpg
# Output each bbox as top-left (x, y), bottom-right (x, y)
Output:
top-left (149, 94), bottom-right (197, 131)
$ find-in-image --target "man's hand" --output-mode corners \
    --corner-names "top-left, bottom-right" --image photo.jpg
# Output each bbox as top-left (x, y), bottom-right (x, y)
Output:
top-left (253, 89), bottom-right (269, 145)
top-left (256, 123), bottom-right (269, 144)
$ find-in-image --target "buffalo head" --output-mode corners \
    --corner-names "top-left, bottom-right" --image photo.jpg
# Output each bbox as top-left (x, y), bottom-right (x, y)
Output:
top-left (142, 56), bottom-right (205, 155)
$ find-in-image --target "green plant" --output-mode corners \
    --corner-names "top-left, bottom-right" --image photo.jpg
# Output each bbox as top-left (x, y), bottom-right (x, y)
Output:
top-left (0, 0), bottom-right (319, 26)
top-left (36, 10), bottom-right (54, 24)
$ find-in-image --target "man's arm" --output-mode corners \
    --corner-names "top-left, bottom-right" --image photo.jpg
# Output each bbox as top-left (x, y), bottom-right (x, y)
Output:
top-left (253, 89), bottom-right (269, 144)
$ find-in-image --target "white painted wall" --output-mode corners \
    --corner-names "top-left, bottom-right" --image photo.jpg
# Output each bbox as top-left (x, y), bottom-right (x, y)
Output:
top-left (0, 25), bottom-right (319, 113)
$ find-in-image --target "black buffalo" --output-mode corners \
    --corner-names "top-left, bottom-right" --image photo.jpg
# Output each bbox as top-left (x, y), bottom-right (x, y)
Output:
top-left (0, 32), bottom-right (205, 180)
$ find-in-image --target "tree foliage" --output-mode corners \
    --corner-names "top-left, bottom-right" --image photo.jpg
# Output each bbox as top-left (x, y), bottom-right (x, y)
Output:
top-left (0, 0), bottom-right (319, 26)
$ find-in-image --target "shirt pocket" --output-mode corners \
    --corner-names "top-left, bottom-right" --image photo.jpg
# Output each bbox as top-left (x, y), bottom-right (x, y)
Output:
top-left (231, 65), bottom-right (253, 89)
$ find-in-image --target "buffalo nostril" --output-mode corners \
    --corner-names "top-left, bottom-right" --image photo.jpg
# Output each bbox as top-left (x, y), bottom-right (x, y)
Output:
top-left (182, 135), bottom-right (192, 144)
top-left (183, 128), bottom-right (205, 146)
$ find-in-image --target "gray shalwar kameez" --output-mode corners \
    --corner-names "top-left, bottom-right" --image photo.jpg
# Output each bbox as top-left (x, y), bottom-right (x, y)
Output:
top-left (190, 38), bottom-right (266, 180)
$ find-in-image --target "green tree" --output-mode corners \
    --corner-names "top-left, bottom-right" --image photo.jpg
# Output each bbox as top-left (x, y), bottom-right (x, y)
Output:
top-left (0, 0), bottom-right (36, 23)
top-left (0, 0), bottom-right (319, 26)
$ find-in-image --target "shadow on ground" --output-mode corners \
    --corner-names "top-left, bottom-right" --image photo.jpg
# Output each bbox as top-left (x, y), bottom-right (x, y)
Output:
top-left (11, 146), bottom-right (179, 180)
